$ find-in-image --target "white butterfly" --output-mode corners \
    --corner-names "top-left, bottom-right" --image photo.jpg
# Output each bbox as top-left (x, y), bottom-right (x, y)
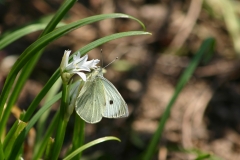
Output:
top-left (75, 67), bottom-right (129, 123)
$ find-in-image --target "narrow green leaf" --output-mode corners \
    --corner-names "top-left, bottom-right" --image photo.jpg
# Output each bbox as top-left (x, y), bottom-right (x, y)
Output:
top-left (50, 83), bottom-right (69, 160)
top-left (3, 121), bottom-right (18, 150)
top-left (142, 38), bottom-right (215, 160)
top-left (8, 93), bottom-right (61, 160)
top-left (33, 111), bottom-right (60, 160)
top-left (39, 0), bottom-right (77, 37)
top-left (27, 93), bottom-right (61, 134)
top-left (0, 23), bottom-right (65, 49)
top-left (195, 154), bottom-right (211, 160)
top-left (63, 137), bottom-right (121, 160)
top-left (76, 31), bottom-right (151, 56)
top-left (4, 120), bottom-right (27, 159)
top-left (35, 78), bottom-right (61, 153)
top-left (44, 137), bottom-right (54, 160)
top-left (0, 141), bottom-right (4, 160)
top-left (68, 113), bottom-right (85, 160)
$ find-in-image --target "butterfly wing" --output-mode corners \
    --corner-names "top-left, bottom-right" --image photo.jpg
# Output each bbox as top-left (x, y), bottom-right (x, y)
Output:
top-left (75, 78), bottom-right (105, 123)
top-left (100, 77), bottom-right (129, 118)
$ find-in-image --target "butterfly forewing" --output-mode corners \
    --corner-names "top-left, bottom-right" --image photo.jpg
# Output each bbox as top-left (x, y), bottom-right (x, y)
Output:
top-left (75, 78), bottom-right (105, 123)
top-left (100, 76), bottom-right (129, 118)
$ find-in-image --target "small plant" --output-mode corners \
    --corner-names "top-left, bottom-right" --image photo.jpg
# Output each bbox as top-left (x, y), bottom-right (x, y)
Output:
top-left (0, 1), bottom-right (149, 159)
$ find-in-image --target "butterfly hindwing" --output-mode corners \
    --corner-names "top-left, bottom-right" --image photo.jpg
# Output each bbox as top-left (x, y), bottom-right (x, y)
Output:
top-left (100, 76), bottom-right (129, 118)
top-left (75, 78), bottom-right (105, 123)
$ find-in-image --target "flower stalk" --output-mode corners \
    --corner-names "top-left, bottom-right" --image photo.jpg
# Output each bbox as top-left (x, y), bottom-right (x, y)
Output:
top-left (50, 82), bottom-right (69, 160)
top-left (50, 50), bottom-right (99, 159)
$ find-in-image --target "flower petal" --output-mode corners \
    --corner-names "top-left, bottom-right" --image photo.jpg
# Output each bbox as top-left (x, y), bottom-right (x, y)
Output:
top-left (76, 72), bottom-right (87, 81)
top-left (76, 54), bottom-right (88, 66)
top-left (72, 65), bottom-right (90, 72)
top-left (83, 59), bottom-right (100, 69)
top-left (60, 50), bottom-right (71, 72)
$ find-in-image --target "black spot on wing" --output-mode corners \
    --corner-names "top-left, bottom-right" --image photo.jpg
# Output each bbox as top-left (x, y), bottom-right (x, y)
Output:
top-left (109, 100), bottom-right (113, 104)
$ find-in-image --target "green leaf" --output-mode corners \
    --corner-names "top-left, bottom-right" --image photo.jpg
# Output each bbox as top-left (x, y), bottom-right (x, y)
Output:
top-left (0, 23), bottom-right (65, 49)
top-left (33, 111), bottom-right (60, 160)
top-left (67, 113), bottom-right (85, 160)
top-left (44, 137), bottom-right (55, 160)
top-left (8, 93), bottom-right (61, 160)
top-left (76, 31), bottom-right (151, 56)
top-left (35, 78), bottom-right (62, 154)
top-left (63, 136), bottom-right (121, 160)
top-left (0, 140), bottom-right (4, 159)
top-left (4, 120), bottom-right (27, 159)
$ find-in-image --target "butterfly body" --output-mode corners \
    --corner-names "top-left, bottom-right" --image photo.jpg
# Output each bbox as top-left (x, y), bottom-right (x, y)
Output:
top-left (75, 67), bottom-right (128, 123)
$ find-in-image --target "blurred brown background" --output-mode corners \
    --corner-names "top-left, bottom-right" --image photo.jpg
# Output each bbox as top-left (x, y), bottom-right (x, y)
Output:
top-left (1, 0), bottom-right (240, 159)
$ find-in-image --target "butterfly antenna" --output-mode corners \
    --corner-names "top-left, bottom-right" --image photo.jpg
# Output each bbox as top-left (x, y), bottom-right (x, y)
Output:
top-left (103, 57), bottom-right (118, 68)
top-left (101, 49), bottom-right (103, 67)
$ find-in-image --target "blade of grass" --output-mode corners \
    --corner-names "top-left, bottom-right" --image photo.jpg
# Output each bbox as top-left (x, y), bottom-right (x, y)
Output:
top-left (68, 113), bottom-right (85, 160)
top-left (7, 93), bottom-right (61, 160)
top-left (0, 14), bottom-right (58, 38)
top-left (50, 82), bottom-right (69, 160)
top-left (4, 120), bottom-right (27, 159)
top-left (33, 111), bottom-right (60, 160)
top-left (34, 78), bottom-right (61, 154)
top-left (195, 154), bottom-right (211, 160)
top-left (34, 81), bottom-right (80, 160)
top-left (0, 139), bottom-right (4, 160)
top-left (44, 137), bottom-right (54, 160)
top-left (75, 31), bottom-right (151, 55)
top-left (2, 121), bottom-right (18, 150)
top-left (63, 137), bottom-right (121, 160)
top-left (142, 38), bottom-right (215, 160)
top-left (0, 23), bottom-right (65, 50)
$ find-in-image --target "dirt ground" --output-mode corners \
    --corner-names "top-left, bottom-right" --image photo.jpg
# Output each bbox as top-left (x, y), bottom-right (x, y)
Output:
top-left (1, 0), bottom-right (240, 160)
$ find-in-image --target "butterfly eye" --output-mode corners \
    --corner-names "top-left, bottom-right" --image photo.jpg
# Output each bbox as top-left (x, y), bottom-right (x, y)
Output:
top-left (109, 100), bottom-right (113, 105)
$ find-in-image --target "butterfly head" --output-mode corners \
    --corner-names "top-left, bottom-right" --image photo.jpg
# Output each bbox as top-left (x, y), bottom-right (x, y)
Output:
top-left (86, 66), bottom-right (103, 80)
top-left (93, 66), bottom-right (103, 75)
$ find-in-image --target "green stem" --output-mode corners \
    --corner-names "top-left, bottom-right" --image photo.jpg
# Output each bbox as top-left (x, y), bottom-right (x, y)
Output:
top-left (70, 113), bottom-right (85, 160)
top-left (0, 141), bottom-right (4, 160)
top-left (45, 137), bottom-right (55, 160)
top-left (35, 78), bottom-right (61, 153)
top-left (33, 111), bottom-right (60, 160)
top-left (50, 83), bottom-right (69, 160)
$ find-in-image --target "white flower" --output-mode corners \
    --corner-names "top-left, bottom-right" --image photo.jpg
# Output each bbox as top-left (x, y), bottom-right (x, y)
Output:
top-left (60, 50), bottom-right (99, 83)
